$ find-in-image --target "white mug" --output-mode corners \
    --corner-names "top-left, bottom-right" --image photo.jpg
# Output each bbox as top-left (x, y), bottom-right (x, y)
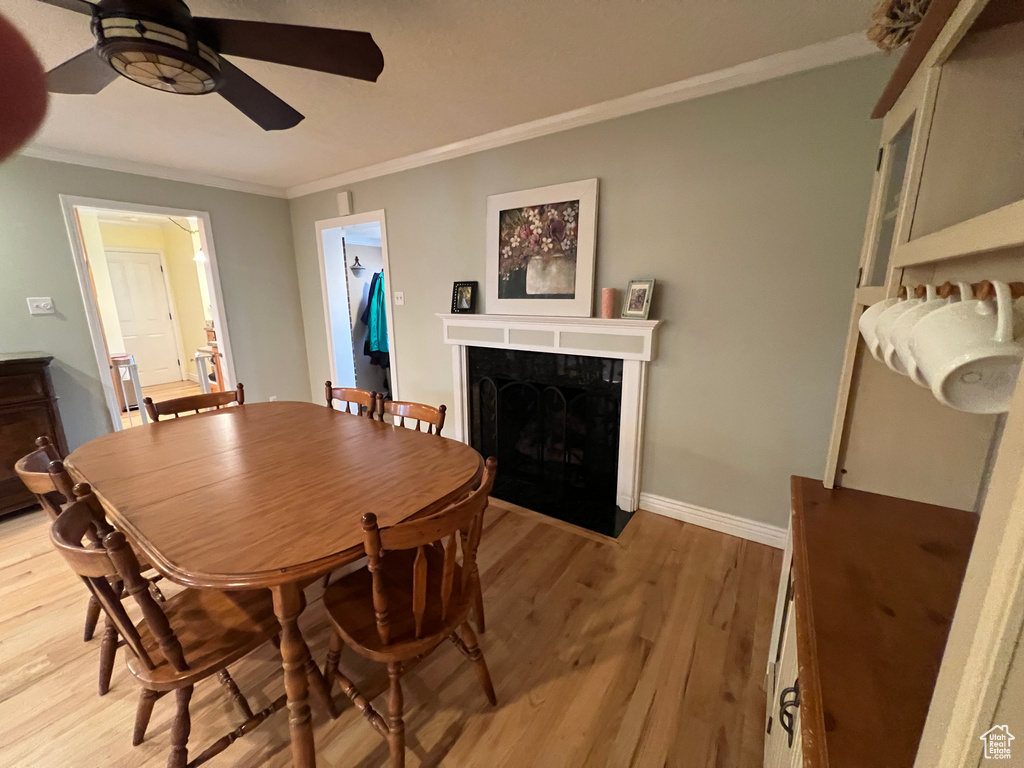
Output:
top-left (859, 296), bottom-right (901, 362)
top-left (894, 282), bottom-right (972, 387)
top-left (910, 280), bottom-right (1024, 414)
top-left (884, 286), bottom-right (937, 376)
top-left (874, 292), bottom-right (923, 365)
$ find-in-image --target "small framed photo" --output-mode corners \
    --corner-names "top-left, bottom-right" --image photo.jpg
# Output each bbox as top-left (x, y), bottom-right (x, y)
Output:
top-left (451, 281), bottom-right (478, 314)
top-left (621, 279), bottom-right (655, 319)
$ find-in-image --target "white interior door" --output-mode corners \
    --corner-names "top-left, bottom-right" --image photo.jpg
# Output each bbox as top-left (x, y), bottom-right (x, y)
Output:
top-left (106, 250), bottom-right (182, 387)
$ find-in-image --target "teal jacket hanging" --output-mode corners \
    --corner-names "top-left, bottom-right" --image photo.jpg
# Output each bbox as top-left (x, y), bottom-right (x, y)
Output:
top-left (361, 271), bottom-right (390, 368)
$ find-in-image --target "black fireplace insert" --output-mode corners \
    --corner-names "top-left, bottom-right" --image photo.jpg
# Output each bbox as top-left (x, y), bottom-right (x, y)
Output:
top-left (467, 346), bottom-right (631, 537)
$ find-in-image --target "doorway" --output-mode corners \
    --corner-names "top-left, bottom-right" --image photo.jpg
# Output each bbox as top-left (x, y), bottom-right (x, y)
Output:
top-left (316, 211), bottom-right (399, 401)
top-left (61, 196), bottom-right (235, 431)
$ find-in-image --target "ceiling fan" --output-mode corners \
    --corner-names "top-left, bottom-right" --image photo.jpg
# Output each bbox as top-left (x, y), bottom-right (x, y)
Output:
top-left (40, 0), bottom-right (384, 130)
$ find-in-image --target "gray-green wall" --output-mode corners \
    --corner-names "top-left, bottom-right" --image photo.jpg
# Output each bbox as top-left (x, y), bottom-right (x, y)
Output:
top-left (290, 56), bottom-right (892, 527)
top-left (0, 156), bottom-right (310, 449)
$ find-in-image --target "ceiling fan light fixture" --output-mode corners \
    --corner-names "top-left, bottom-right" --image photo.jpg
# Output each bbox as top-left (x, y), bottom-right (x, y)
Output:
top-left (96, 14), bottom-right (221, 94)
top-left (41, 0), bottom-right (385, 130)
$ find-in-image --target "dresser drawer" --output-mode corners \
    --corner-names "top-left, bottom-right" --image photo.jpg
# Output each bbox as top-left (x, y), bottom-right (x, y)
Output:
top-left (0, 371), bottom-right (49, 406)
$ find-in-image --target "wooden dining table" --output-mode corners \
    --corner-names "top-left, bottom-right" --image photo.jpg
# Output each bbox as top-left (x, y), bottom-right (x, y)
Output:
top-left (65, 400), bottom-right (484, 767)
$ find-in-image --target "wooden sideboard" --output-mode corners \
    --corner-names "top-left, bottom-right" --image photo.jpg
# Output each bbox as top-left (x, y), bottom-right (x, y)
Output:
top-left (0, 353), bottom-right (68, 517)
top-left (764, 478), bottom-right (977, 768)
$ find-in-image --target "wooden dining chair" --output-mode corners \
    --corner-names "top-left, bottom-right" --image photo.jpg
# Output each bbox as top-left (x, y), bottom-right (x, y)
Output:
top-left (325, 380), bottom-right (382, 419)
top-left (322, 457), bottom-right (498, 768)
top-left (384, 400), bottom-right (446, 436)
top-left (321, 382), bottom-right (381, 590)
top-left (144, 382), bottom-right (245, 422)
top-left (14, 438), bottom-right (164, 696)
top-left (383, 399), bottom-right (487, 635)
top-left (50, 484), bottom-right (286, 768)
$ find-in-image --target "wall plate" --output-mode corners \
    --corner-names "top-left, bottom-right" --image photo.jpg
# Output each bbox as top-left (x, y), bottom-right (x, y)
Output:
top-left (27, 297), bottom-right (55, 315)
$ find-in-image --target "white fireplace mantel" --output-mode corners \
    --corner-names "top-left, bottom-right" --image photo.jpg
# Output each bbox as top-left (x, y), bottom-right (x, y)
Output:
top-left (438, 313), bottom-right (661, 512)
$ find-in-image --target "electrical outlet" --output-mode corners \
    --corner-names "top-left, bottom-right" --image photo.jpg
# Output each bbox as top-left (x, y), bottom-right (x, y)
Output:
top-left (394, 291), bottom-right (405, 306)
top-left (268, 395), bottom-right (278, 402)
top-left (27, 297), bottom-right (55, 315)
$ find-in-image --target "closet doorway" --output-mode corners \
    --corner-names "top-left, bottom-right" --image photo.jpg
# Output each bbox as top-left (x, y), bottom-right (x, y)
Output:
top-left (316, 211), bottom-right (399, 401)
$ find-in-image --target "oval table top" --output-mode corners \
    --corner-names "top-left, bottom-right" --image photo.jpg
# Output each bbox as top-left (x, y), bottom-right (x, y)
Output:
top-left (65, 401), bottom-right (483, 589)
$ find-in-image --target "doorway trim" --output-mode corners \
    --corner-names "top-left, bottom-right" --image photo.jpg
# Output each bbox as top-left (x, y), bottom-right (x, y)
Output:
top-left (59, 194), bottom-right (236, 431)
top-left (315, 210), bottom-right (400, 400)
top-left (103, 246), bottom-right (187, 385)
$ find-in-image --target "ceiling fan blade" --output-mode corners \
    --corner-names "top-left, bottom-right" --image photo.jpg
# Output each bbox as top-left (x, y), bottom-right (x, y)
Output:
top-left (47, 48), bottom-right (118, 94)
top-left (217, 59), bottom-right (304, 131)
top-left (195, 18), bottom-right (384, 82)
top-left (36, 0), bottom-right (95, 15)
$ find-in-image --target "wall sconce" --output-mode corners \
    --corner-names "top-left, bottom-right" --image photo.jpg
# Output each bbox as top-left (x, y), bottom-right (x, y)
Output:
top-left (350, 255), bottom-right (365, 275)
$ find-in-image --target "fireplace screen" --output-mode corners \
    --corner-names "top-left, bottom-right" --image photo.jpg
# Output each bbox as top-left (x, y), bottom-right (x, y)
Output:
top-left (467, 347), bottom-right (630, 536)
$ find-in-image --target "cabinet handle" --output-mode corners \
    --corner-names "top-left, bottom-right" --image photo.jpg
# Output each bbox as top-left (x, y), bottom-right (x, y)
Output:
top-left (779, 680), bottom-right (801, 748)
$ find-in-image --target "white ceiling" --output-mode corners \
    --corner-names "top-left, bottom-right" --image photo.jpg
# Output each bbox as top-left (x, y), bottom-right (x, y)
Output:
top-left (84, 206), bottom-right (190, 227)
top-left (8, 0), bottom-right (877, 193)
top-left (340, 221), bottom-right (382, 248)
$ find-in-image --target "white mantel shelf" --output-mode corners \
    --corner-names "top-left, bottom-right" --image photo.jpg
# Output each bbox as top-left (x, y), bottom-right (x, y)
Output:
top-left (439, 313), bottom-right (662, 513)
top-left (437, 313), bottom-right (661, 361)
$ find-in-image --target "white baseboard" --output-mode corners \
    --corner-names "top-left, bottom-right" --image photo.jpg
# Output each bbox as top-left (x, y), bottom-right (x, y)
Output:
top-left (185, 372), bottom-right (199, 383)
top-left (639, 492), bottom-right (787, 549)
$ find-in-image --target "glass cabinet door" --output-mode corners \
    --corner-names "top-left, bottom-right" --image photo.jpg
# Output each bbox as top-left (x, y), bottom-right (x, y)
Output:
top-left (857, 68), bottom-right (940, 292)
top-left (863, 117), bottom-right (915, 287)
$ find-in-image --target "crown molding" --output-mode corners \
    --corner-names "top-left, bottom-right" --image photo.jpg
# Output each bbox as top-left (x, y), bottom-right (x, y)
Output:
top-left (17, 145), bottom-right (287, 198)
top-left (16, 32), bottom-right (877, 201)
top-left (286, 32), bottom-right (878, 199)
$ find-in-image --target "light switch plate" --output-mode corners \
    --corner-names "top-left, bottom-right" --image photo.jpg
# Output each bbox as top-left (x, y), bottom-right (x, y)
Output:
top-left (394, 291), bottom-right (405, 306)
top-left (27, 297), bottom-right (55, 315)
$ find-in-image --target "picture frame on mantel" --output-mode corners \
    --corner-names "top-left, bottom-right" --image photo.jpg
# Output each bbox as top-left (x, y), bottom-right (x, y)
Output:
top-left (451, 281), bottom-right (477, 313)
top-left (621, 279), bottom-right (655, 319)
top-left (485, 178), bottom-right (598, 317)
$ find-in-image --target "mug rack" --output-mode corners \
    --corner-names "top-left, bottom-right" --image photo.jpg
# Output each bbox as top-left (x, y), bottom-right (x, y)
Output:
top-left (907, 279), bottom-right (1024, 300)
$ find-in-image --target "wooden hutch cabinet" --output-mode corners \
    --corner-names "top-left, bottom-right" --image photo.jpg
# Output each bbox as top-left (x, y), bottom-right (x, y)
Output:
top-left (765, 1), bottom-right (1024, 767)
top-left (0, 354), bottom-right (68, 517)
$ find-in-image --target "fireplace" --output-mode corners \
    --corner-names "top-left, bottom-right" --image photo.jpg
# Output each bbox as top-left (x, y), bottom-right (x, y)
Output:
top-left (440, 312), bottom-right (660, 536)
top-left (467, 347), bottom-right (628, 536)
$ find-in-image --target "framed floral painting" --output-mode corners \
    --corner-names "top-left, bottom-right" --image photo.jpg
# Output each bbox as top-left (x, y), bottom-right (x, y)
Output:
top-left (485, 178), bottom-right (598, 316)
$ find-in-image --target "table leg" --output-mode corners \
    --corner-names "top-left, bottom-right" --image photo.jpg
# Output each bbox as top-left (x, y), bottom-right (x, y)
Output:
top-left (306, 654), bottom-right (339, 720)
top-left (272, 583), bottom-right (317, 768)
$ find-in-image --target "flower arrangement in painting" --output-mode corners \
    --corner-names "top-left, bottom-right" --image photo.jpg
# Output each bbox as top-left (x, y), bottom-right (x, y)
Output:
top-left (497, 199), bottom-right (579, 281)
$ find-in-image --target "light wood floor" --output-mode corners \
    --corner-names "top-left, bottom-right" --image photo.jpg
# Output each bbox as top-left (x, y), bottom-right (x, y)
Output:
top-left (119, 380), bottom-right (203, 429)
top-left (0, 503), bottom-right (781, 767)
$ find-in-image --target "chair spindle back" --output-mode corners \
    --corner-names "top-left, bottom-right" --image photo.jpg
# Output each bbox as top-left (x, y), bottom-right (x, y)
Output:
top-left (325, 381), bottom-right (381, 419)
top-left (362, 457), bottom-right (495, 645)
top-left (49, 485), bottom-right (189, 674)
top-left (14, 436), bottom-right (64, 519)
top-left (384, 401), bottom-right (446, 436)
top-left (144, 382), bottom-right (245, 421)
